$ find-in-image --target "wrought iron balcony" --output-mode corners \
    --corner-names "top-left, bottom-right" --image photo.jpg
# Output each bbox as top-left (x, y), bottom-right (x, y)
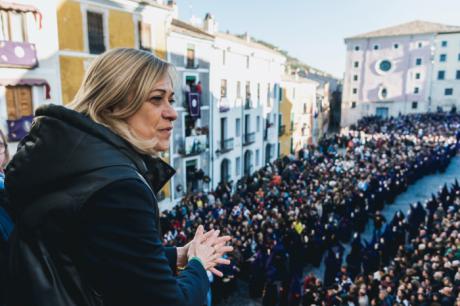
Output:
top-left (220, 137), bottom-right (234, 153)
top-left (243, 132), bottom-right (256, 146)
top-left (244, 98), bottom-right (253, 110)
top-left (178, 135), bottom-right (208, 156)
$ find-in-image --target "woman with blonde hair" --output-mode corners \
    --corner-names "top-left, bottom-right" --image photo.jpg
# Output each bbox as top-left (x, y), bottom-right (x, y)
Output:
top-left (5, 48), bottom-right (232, 306)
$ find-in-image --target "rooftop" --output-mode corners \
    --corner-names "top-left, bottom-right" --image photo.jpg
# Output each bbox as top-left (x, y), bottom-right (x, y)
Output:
top-left (171, 19), bottom-right (214, 40)
top-left (346, 20), bottom-right (460, 40)
top-left (215, 32), bottom-right (286, 58)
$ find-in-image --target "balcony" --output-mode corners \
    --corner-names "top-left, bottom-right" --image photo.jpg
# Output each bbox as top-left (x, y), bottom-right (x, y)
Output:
top-left (279, 125), bottom-right (286, 136)
top-left (243, 132), bottom-right (256, 146)
top-left (186, 60), bottom-right (199, 69)
top-left (219, 98), bottom-right (230, 112)
top-left (0, 41), bottom-right (38, 69)
top-left (178, 135), bottom-right (208, 156)
top-left (244, 98), bottom-right (253, 110)
top-left (220, 138), bottom-right (234, 153)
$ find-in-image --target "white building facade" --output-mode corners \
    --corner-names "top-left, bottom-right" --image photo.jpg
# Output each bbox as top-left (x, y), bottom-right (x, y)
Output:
top-left (431, 32), bottom-right (460, 111)
top-left (342, 21), bottom-right (460, 127)
top-left (167, 18), bottom-right (214, 204)
top-left (204, 15), bottom-right (285, 189)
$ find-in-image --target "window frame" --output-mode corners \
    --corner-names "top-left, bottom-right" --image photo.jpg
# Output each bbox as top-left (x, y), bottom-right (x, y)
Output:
top-left (83, 6), bottom-right (109, 55)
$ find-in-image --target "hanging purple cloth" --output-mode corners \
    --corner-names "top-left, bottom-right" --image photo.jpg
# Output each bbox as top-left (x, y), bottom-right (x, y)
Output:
top-left (188, 92), bottom-right (201, 118)
top-left (7, 115), bottom-right (33, 141)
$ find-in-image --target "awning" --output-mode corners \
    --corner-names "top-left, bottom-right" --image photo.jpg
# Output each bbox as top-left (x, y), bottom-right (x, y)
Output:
top-left (0, 78), bottom-right (50, 99)
top-left (0, 1), bottom-right (42, 28)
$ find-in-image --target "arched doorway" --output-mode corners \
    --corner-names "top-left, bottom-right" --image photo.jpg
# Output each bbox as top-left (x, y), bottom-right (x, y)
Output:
top-left (265, 143), bottom-right (272, 164)
top-left (220, 158), bottom-right (230, 183)
top-left (244, 150), bottom-right (253, 176)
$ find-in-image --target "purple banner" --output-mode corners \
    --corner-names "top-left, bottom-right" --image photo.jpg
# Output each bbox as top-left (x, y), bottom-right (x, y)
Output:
top-left (7, 115), bottom-right (33, 142)
top-left (188, 92), bottom-right (201, 118)
top-left (0, 41), bottom-right (38, 69)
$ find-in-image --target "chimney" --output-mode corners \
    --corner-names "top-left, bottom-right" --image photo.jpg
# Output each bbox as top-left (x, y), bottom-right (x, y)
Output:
top-left (167, 0), bottom-right (178, 19)
top-left (243, 32), bottom-right (250, 42)
top-left (203, 13), bottom-right (218, 34)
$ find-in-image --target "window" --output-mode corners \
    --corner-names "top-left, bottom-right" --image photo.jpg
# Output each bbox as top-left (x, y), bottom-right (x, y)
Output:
top-left (415, 73), bottom-right (421, 80)
top-left (246, 55), bottom-right (250, 69)
top-left (379, 60), bottom-right (392, 72)
top-left (255, 149), bottom-right (260, 166)
top-left (237, 81), bottom-right (241, 98)
top-left (87, 11), bottom-right (106, 54)
top-left (5, 85), bottom-right (33, 120)
top-left (351, 101), bottom-right (356, 108)
top-left (456, 70), bottom-right (460, 80)
top-left (353, 75), bottom-right (358, 81)
top-left (394, 43), bottom-right (399, 49)
top-left (186, 44), bottom-right (195, 68)
top-left (415, 58), bottom-right (422, 66)
top-left (440, 54), bottom-right (447, 62)
top-left (352, 88), bottom-right (357, 94)
top-left (373, 45), bottom-right (379, 50)
top-left (138, 21), bottom-right (152, 51)
top-left (438, 71), bottom-right (445, 80)
top-left (354, 61), bottom-right (359, 68)
top-left (257, 83), bottom-right (261, 103)
top-left (256, 116), bottom-right (260, 132)
top-left (412, 101), bottom-right (418, 109)
top-left (245, 81), bottom-right (251, 102)
top-left (236, 118), bottom-right (241, 137)
top-left (220, 79), bottom-right (227, 98)
top-left (379, 87), bottom-right (388, 99)
top-left (458, 53), bottom-right (460, 61)
top-left (414, 87), bottom-right (419, 94)
top-left (236, 157), bottom-right (241, 176)
top-left (445, 88), bottom-right (453, 96)
top-left (267, 83), bottom-right (271, 107)
top-left (441, 40), bottom-right (448, 47)
top-left (303, 103), bottom-right (307, 114)
top-left (418, 42), bottom-right (423, 48)
top-left (222, 49), bottom-right (226, 65)
top-left (354, 46), bottom-right (360, 51)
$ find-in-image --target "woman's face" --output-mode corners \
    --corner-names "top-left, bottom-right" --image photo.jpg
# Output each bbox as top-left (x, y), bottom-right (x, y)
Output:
top-left (126, 76), bottom-right (177, 152)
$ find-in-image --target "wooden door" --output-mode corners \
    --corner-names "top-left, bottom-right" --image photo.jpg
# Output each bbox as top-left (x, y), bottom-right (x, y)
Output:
top-left (5, 85), bottom-right (33, 120)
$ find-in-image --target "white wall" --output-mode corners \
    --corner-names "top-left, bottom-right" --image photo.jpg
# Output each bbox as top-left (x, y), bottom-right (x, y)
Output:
top-left (431, 32), bottom-right (460, 111)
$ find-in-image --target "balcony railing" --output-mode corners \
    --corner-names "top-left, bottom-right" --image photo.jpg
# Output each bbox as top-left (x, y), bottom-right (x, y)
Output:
top-left (178, 135), bottom-right (208, 156)
top-left (278, 125), bottom-right (286, 136)
top-left (220, 138), bottom-right (234, 153)
top-left (0, 41), bottom-right (38, 69)
top-left (243, 132), bottom-right (256, 146)
top-left (219, 98), bottom-right (230, 112)
top-left (244, 98), bottom-right (252, 110)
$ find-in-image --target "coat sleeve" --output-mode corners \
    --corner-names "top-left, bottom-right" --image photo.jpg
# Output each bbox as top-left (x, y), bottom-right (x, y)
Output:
top-left (79, 179), bottom-right (209, 306)
top-left (164, 246), bottom-right (178, 274)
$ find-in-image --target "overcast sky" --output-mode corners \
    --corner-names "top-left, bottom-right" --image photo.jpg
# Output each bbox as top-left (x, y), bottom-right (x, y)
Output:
top-left (175, 0), bottom-right (460, 78)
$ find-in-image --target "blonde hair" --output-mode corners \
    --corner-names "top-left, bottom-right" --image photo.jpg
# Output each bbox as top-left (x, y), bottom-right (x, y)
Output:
top-left (68, 48), bottom-right (174, 155)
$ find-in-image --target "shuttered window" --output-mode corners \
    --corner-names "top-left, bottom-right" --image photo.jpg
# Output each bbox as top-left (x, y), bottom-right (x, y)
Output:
top-left (138, 21), bottom-right (152, 51)
top-left (5, 85), bottom-right (33, 120)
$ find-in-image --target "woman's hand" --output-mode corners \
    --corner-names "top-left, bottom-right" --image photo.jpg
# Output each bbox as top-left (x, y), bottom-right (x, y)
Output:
top-left (187, 225), bottom-right (233, 277)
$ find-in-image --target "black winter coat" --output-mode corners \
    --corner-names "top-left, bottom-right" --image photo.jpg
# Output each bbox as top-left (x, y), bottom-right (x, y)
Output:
top-left (5, 104), bottom-right (209, 306)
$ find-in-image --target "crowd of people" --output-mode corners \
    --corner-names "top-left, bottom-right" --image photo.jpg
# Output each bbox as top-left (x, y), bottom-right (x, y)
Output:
top-left (301, 180), bottom-right (460, 306)
top-left (159, 112), bottom-right (460, 305)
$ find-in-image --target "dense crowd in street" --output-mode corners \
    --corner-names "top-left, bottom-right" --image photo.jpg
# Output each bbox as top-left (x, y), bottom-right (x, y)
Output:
top-left (301, 180), bottom-right (460, 306)
top-left (159, 112), bottom-right (460, 305)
